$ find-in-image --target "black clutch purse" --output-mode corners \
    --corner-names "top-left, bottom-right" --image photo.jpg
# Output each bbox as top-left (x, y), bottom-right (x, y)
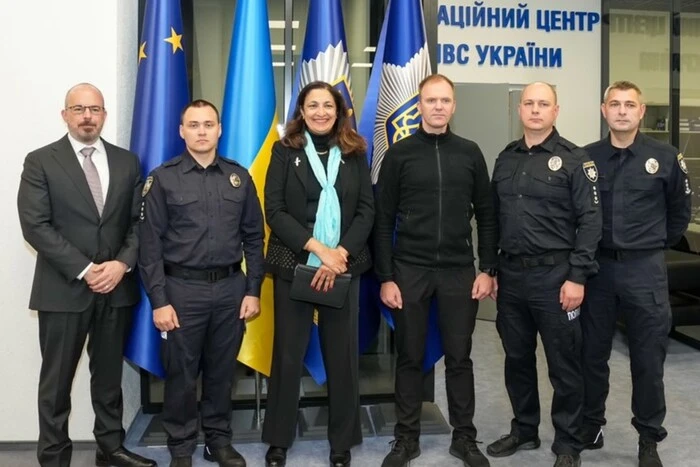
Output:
top-left (289, 264), bottom-right (351, 309)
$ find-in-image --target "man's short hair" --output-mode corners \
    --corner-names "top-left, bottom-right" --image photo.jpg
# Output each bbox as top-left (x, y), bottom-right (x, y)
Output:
top-left (418, 74), bottom-right (455, 95)
top-left (180, 99), bottom-right (220, 123)
top-left (603, 81), bottom-right (643, 103)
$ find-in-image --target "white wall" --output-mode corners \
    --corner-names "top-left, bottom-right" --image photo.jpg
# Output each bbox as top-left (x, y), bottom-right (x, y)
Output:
top-left (0, 0), bottom-right (139, 441)
top-left (438, 0), bottom-right (602, 146)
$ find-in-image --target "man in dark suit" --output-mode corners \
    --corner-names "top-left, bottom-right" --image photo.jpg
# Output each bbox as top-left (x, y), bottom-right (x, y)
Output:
top-left (17, 83), bottom-right (156, 467)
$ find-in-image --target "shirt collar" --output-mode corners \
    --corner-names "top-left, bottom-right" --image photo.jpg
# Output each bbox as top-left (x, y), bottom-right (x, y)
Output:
top-left (67, 133), bottom-right (107, 157)
top-left (515, 127), bottom-right (559, 153)
top-left (181, 151), bottom-right (221, 173)
top-left (603, 130), bottom-right (644, 160)
top-left (626, 130), bottom-right (647, 158)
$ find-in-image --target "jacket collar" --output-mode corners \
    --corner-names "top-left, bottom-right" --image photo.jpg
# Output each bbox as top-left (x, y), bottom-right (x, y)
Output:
top-left (414, 125), bottom-right (452, 144)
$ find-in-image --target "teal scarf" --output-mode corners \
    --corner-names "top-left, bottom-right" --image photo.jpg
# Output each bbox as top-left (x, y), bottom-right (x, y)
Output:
top-left (304, 131), bottom-right (342, 267)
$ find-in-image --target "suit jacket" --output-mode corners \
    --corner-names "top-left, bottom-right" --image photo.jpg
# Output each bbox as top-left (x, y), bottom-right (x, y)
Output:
top-left (264, 141), bottom-right (374, 279)
top-left (18, 135), bottom-right (142, 312)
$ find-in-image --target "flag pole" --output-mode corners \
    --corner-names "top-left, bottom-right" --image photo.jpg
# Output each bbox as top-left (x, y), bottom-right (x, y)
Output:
top-left (255, 370), bottom-right (262, 429)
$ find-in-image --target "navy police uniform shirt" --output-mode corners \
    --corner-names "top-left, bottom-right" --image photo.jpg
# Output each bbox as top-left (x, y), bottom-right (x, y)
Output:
top-left (584, 131), bottom-right (691, 250)
top-left (139, 152), bottom-right (265, 309)
top-left (493, 128), bottom-right (603, 284)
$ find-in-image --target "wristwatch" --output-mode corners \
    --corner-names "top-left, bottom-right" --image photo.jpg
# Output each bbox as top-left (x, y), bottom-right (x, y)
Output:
top-left (480, 267), bottom-right (497, 277)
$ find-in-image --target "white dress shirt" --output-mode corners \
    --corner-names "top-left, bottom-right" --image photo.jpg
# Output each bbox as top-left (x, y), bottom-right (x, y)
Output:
top-left (67, 133), bottom-right (110, 199)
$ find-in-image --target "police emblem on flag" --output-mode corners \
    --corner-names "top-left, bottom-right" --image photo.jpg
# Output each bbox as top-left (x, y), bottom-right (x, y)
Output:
top-left (583, 161), bottom-right (598, 182)
top-left (387, 96), bottom-right (421, 146)
top-left (331, 76), bottom-right (356, 127)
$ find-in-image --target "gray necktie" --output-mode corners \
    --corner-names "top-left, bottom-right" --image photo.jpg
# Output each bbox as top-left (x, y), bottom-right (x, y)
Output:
top-left (80, 147), bottom-right (104, 216)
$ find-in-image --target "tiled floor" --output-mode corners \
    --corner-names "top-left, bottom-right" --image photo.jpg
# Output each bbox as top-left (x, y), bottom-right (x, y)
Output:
top-left (2, 319), bottom-right (699, 466)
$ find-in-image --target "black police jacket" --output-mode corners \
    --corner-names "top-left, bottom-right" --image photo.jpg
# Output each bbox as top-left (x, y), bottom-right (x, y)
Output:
top-left (584, 131), bottom-right (691, 250)
top-left (493, 128), bottom-right (602, 284)
top-left (374, 126), bottom-right (498, 282)
top-left (139, 152), bottom-right (265, 309)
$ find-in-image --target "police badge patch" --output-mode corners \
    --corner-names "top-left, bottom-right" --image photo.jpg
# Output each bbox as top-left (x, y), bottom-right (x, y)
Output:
top-left (678, 153), bottom-right (688, 174)
top-left (142, 176), bottom-right (154, 197)
top-left (645, 158), bottom-right (659, 174)
top-left (230, 173), bottom-right (241, 188)
top-left (548, 156), bottom-right (563, 171)
top-left (582, 161), bottom-right (598, 183)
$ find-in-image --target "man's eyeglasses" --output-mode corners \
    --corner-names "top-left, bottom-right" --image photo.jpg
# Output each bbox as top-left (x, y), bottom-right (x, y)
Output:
top-left (67, 105), bottom-right (105, 115)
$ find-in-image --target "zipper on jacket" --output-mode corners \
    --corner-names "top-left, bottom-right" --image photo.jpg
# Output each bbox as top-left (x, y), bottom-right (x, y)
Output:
top-left (436, 138), bottom-right (442, 262)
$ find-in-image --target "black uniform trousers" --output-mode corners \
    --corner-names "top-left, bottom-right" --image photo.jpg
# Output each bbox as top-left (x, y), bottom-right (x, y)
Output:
top-left (496, 256), bottom-right (583, 455)
top-left (37, 297), bottom-right (129, 467)
top-left (262, 276), bottom-right (362, 452)
top-left (391, 261), bottom-right (479, 442)
top-left (161, 272), bottom-right (246, 457)
top-left (581, 250), bottom-right (671, 442)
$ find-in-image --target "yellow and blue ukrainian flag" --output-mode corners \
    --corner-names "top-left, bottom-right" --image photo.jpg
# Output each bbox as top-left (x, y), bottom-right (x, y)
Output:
top-left (125, 0), bottom-right (190, 378)
top-left (219, 0), bottom-right (278, 377)
top-left (360, 0), bottom-right (444, 372)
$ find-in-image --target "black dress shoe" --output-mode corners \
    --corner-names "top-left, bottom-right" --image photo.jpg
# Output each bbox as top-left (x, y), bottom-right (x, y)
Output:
top-left (329, 450), bottom-right (351, 467)
top-left (95, 446), bottom-right (157, 467)
top-left (265, 446), bottom-right (287, 466)
top-left (203, 444), bottom-right (246, 467)
top-left (170, 457), bottom-right (192, 467)
top-left (486, 434), bottom-right (541, 458)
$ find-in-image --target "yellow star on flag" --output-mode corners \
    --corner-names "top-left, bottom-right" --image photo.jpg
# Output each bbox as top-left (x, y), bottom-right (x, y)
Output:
top-left (164, 27), bottom-right (183, 54)
top-left (138, 42), bottom-right (147, 63)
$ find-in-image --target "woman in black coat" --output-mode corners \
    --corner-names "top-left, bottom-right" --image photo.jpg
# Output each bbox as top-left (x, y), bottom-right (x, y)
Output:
top-left (261, 81), bottom-right (374, 467)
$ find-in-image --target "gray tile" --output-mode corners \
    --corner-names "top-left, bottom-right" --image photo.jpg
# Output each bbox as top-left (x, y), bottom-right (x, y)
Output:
top-left (3, 320), bottom-right (698, 466)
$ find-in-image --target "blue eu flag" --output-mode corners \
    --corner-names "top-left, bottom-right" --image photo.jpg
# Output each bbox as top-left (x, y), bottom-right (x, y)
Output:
top-left (124, 0), bottom-right (190, 378)
top-left (359, 0), bottom-right (443, 372)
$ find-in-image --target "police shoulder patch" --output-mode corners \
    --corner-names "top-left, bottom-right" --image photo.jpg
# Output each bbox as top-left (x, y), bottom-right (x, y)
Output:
top-left (677, 153), bottom-right (688, 174)
top-left (582, 161), bottom-right (598, 183)
top-left (142, 176), bottom-right (154, 197)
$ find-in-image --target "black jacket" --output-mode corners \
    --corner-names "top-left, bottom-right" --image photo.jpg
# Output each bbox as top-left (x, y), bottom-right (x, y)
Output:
top-left (18, 135), bottom-right (141, 312)
top-left (374, 126), bottom-right (498, 282)
top-left (493, 129), bottom-right (602, 284)
top-left (139, 152), bottom-right (265, 308)
top-left (584, 131), bottom-right (691, 250)
top-left (264, 141), bottom-right (374, 280)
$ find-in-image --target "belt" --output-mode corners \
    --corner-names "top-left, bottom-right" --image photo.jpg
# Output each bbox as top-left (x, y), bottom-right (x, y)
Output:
top-left (164, 262), bottom-right (241, 282)
top-left (598, 248), bottom-right (657, 261)
top-left (500, 250), bottom-right (570, 268)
